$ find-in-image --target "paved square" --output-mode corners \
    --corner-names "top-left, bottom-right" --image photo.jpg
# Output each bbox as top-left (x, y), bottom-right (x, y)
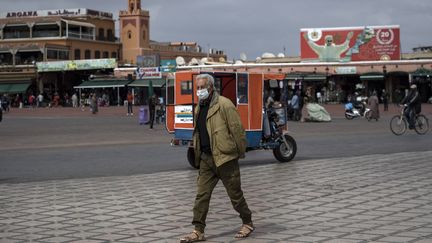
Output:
top-left (1, 151), bottom-right (432, 242)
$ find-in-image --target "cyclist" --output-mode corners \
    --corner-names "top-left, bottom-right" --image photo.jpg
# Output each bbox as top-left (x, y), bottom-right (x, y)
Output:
top-left (400, 84), bottom-right (421, 129)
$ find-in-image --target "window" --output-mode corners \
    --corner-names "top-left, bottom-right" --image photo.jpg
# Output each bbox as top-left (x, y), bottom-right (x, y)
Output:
top-left (127, 31), bottom-right (132, 39)
top-left (143, 30), bottom-right (146, 40)
top-left (98, 28), bottom-right (105, 40)
top-left (103, 51), bottom-right (109, 58)
top-left (237, 74), bottom-right (248, 104)
top-left (107, 29), bottom-right (114, 41)
top-left (47, 50), bottom-right (57, 59)
top-left (111, 52), bottom-right (117, 59)
top-left (84, 50), bottom-right (91, 59)
top-left (74, 49), bottom-right (81, 60)
top-left (181, 80), bottom-right (192, 95)
top-left (95, 51), bottom-right (101, 59)
top-left (58, 50), bottom-right (69, 60)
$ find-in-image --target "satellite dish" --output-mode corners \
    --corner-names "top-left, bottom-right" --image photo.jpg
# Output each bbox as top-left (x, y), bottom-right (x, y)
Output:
top-left (189, 58), bottom-right (199, 66)
top-left (240, 52), bottom-right (247, 61)
top-left (261, 52), bottom-right (276, 58)
top-left (176, 56), bottom-right (185, 66)
top-left (277, 53), bottom-right (285, 58)
top-left (256, 57), bottom-right (262, 61)
top-left (235, 60), bottom-right (243, 65)
top-left (219, 57), bottom-right (226, 63)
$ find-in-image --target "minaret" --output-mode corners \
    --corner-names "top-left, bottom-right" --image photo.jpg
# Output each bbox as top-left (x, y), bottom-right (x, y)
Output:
top-left (120, 0), bottom-right (150, 64)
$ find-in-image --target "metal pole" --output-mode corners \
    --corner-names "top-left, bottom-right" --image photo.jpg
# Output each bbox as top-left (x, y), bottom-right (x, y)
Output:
top-left (117, 87), bottom-right (120, 106)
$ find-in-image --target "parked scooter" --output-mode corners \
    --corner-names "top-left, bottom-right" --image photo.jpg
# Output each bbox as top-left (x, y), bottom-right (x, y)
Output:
top-left (345, 97), bottom-right (371, 120)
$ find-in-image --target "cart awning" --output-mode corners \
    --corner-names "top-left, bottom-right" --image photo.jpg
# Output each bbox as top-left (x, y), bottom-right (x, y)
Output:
top-left (128, 79), bottom-right (166, 87)
top-left (74, 80), bottom-right (130, 89)
top-left (0, 82), bottom-right (31, 93)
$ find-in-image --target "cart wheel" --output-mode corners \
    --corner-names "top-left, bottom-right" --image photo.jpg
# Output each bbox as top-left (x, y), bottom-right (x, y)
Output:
top-left (273, 134), bottom-right (297, 162)
top-left (187, 147), bottom-right (199, 169)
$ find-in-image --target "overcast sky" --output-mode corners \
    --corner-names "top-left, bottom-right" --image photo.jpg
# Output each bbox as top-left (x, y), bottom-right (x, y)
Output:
top-left (2, 0), bottom-right (431, 60)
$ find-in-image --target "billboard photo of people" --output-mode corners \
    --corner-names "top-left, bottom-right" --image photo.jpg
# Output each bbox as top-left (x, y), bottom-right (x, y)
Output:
top-left (300, 25), bottom-right (400, 62)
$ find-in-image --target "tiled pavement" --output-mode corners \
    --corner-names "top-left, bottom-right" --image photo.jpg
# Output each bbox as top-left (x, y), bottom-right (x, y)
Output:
top-left (1, 151), bottom-right (432, 243)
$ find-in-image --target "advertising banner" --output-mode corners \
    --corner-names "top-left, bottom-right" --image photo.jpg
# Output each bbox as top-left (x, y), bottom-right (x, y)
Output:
top-left (160, 60), bottom-right (176, 73)
top-left (174, 105), bottom-right (193, 124)
top-left (135, 67), bottom-right (162, 79)
top-left (37, 58), bottom-right (116, 72)
top-left (136, 55), bottom-right (160, 67)
top-left (300, 25), bottom-right (400, 62)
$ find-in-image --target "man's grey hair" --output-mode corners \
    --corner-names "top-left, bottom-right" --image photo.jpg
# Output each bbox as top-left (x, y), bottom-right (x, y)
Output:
top-left (196, 74), bottom-right (215, 88)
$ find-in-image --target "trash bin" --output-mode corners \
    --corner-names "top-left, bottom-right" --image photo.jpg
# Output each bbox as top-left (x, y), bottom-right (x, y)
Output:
top-left (139, 106), bottom-right (149, 125)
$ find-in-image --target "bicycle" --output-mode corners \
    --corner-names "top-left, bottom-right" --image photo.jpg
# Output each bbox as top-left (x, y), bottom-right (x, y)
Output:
top-left (390, 105), bottom-right (429, 135)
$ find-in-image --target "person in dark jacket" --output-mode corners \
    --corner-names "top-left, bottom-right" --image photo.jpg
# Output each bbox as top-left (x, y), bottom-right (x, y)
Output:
top-left (400, 84), bottom-right (421, 129)
top-left (147, 94), bottom-right (159, 129)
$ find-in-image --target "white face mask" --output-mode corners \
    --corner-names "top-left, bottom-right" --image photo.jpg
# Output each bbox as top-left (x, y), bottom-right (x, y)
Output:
top-left (196, 88), bottom-right (209, 101)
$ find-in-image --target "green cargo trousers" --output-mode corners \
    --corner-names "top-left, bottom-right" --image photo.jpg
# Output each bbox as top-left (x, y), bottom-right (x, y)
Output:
top-left (192, 153), bottom-right (252, 233)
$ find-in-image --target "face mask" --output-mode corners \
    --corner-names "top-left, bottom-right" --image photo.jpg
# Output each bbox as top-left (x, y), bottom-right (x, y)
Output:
top-left (196, 88), bottom-right (209, 100)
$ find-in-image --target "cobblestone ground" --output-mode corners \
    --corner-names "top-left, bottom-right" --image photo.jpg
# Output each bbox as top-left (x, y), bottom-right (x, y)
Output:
top-left (1, 151), bottom-right (432, 243)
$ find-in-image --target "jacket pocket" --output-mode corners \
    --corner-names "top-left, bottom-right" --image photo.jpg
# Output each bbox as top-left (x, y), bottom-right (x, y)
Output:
top-left (213, 126), bottom-right (237, 154)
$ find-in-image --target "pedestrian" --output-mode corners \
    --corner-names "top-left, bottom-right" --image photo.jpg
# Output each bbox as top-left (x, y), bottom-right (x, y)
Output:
top-left (126, 91), bottom-right (133, 116)
top-left (2, 94), bottom-right (10, 112)
top-left (179, 74), bottom-right (253, 243)
top-left (368, 91), bottom-right (380, 121)
top-left (37, 93), bottom-right (44, 108)
top-left (28, 94), bottom-right (35, 108)
top-left (147, 94), bottom-right (158, 129)
top-left (80, 92), bottom-right (86, 111)
top-left (90, 93), bottom-right (98, 114)
top-left (381, 89), bottom-right (389, 111)
top-left (290, 91), bottom-right (301, 121)
top-left (72, 93), bottom-right (78, 108)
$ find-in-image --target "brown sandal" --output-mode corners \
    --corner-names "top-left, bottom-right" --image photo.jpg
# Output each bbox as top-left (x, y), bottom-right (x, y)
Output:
top-left (180, 230), bottom-right (206, 243)
top-left (234, 224), bottom-right (255, 238)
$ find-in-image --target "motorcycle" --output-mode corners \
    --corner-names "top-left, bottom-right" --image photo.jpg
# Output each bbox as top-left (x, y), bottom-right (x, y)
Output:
top-left (345, 98), bottom-right (371, 120)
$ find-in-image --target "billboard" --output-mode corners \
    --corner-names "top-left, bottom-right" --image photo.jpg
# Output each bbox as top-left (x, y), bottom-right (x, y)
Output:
top-left (300, 25), bottom-right (400, 62)
top-left (37, 59), bottom-right (116, 72)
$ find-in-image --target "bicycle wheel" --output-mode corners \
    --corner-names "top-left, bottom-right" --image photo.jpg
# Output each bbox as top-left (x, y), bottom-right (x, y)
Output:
top-left (390, 115), bottom-right (407, 135)
top-left (414, 115), bottom-right (429, 135)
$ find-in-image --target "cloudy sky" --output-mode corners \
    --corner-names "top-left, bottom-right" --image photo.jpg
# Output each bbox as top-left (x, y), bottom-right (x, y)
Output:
top-left (2, 0), bottom-right (431, 60)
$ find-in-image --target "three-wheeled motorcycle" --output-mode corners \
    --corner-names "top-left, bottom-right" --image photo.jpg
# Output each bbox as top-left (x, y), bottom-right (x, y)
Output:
top-left (165, 70), bottom-right (297, 169)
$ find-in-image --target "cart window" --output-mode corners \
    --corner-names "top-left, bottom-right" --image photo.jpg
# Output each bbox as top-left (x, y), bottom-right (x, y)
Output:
top-left (214, 78), bottom-right (221, 93)
top-left (181, 80), bottom-right (193, 95)
top-left (167, 79), bottom-right (174, 105)
top-left (237, 74), bottom-right (248, 104)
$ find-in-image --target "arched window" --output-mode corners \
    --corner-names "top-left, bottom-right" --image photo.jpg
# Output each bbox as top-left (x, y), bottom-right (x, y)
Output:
top-left (98, 28), bottom-right (105, 40)
top-left (111, 52), bottom-right (117, 59)
top-left (128, 31), bottom-right (132, 39)
top-left (103, 51), bottom-right (109, 58)
top-left (74, 49), bottom-right (81, 60)
top-left (95, 51), bottom-right (101, 59)
top-left (84, 50), bottom-right (91, 59)
top-left (143, 30), bottom-right (146, 40)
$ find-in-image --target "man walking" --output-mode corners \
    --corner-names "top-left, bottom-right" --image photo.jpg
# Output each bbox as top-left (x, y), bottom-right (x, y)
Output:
top-left (180, 74), bottom-right (253, 242)
top-left (147, 94), bottom-right (158, 129)
top-left (126, 91), bottom-right (134, 116)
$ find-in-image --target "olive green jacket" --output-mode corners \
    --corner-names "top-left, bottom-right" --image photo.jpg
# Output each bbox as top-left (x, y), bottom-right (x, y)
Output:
top-left (193, 92), bottom-right (247, 167)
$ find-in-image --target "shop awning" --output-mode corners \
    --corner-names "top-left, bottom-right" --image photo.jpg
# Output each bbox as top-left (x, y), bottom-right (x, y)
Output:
top-left (360, 72), bottom-right (384, 81)
top-left (0, 82), bottom-right (31, 93)
top-left (74, 80), bottom-right (130, 89)
top-left (128, 79), bottom-right (166, 87)
top-left (411, 68), bottom-right (432, 77)
top-left (286, 73), bottom-right (327, 81)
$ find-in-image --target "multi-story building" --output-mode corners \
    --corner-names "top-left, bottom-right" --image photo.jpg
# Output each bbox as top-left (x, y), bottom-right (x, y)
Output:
top-left (0, 8), bottom-right (121, 97)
